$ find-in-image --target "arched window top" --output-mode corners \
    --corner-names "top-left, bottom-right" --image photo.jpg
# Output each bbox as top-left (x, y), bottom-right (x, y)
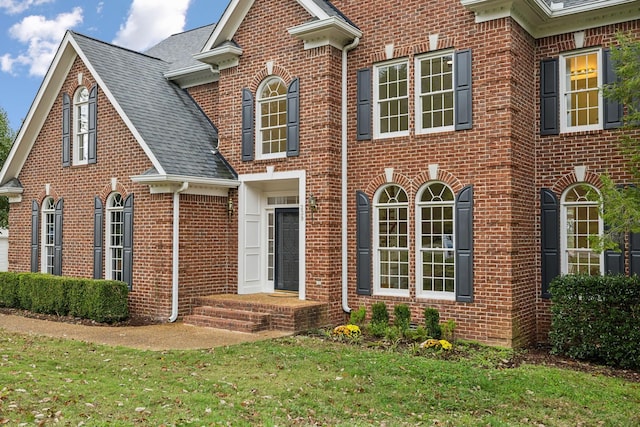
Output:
top-left (562, 184), bottom-right (600, 203)
top-left (74, 86), bottom-right (89, 103)
top-left (419, 182), bottom-right (454, 203)
top-left (108, 192), bottom-right (123, 208)
top-left (42, 196), bottom-right (55, 211)
top-left (377, 184), bottom-right (408, 204)
top-left (259, 76), bottom-right (286, 100)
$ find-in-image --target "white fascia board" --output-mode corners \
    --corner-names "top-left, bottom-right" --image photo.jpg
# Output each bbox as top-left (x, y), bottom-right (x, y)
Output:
top-left (194, 44), bottom-right (243, 70)
top-left (67, 36), bottom-right (166, 175)
top-left (131, 173), bottom-right (239, 195)
top-left (0, 32), bottom-right (76, 185)
top-left (201, 0), bottom-right (332, 52)
top-left (164, 64), bottom-right (220, 89)
top-left (288, 17), bottom-right (362, 50)
top-left (460, 0), bottom-right (640, 38)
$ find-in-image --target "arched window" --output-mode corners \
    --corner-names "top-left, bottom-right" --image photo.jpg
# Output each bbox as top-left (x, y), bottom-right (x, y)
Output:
top-left (561, 184), bottom-right (603, 275)
top-left (106, 193), bottom-right (124, 281)
top-left (417, 182), bottom-right (455, 299)
top-left (374, 184), bottom-right (409, 294)
top-left (257, 77), bottom-right (287, 158)
top-left (40, 197), bottom-right (55, 274)
top-left (74, 86), bottom-right (89, 164)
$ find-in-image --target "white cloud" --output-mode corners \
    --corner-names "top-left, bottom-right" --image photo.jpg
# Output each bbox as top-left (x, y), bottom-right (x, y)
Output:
top-left (112, 0), bottom-right (191, 51)
top-left (1, 7), bottom-right (83, 76)
top-left (0, 0), bottom-right (54, 15)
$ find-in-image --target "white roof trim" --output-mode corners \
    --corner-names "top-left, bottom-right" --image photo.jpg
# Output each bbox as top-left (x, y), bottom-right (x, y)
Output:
top-left (0, 32), bottom-right (167, 186)
top-left (460, 0), bottom-right (640, 38)
top-left (201, 0), bottom-right (333, 52)
top-left (131, 173), bottom-right (239, 196)
top-left (288, 16), bottom-right (362, 50)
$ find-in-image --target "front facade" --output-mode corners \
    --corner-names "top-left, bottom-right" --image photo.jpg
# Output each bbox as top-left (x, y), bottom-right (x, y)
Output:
top-left (1, 0), bottom-right (639, 346)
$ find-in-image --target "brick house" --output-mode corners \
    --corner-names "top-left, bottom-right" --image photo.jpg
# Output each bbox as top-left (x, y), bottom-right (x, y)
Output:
top-left (1, 0), bottom-right (639, 346)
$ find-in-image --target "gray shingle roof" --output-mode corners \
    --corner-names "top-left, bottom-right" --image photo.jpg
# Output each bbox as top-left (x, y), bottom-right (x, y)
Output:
top-left (71, 32), bottom-right (236, 181)
top-left (310, 0), bottom-right (358, 28)
top-left (145, 24), bottom-right (215, 74)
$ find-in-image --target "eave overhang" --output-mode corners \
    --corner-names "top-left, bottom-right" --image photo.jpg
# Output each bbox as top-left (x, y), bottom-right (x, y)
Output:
top-left (460, 0), bottom-right (640, 38)
top-left (0, 179), bottom-right (24, 204)
top-left (164, 63), bottom-right (220, 89)
top-left (130, 173), bottom-right (239, 196)
top-left (288, 16), bottom-right (362, 50)
top-left (193, 43), bottom-right (243, 71)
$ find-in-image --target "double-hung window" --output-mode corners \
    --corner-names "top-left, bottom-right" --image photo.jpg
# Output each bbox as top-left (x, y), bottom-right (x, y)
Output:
top-left (257, 77), bottom-right (287, 159)
top-left (560, 49), bottom-right (602, 132)
top-left (74, 86), bottom-right (89, 165)
top-left (561, 184), bottom-right (603, 275)
top-left (106, 193), bottom-right (124, 281)
top-left (41, 197), bottom-right (55, 274)
top-left (374, 61), bottom-right (409, 138)
top-left (417, 182), bottom-right (455, 299)
top-left (374, 185), bottom-right (409, 294)
top-left (416, 52), bottom-right (455, 133)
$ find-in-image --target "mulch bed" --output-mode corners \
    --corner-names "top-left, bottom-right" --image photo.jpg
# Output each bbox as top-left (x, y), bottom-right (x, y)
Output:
top-left (1, 307), bottom-right (638, 382)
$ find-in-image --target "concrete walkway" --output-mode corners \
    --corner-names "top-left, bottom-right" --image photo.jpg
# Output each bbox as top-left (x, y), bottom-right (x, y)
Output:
top-left (0, 313), bottom-right (290, 351)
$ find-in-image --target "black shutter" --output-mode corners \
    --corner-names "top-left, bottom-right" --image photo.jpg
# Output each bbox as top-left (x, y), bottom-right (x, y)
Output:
top-left (88, 85), bottom-right (98, 163)
top-left (630, 232), bottom-right (640, 276)
top-left (540, 58), bottom-right (559, 135)
top-left (53, 198), bottom-right (63, 276)
top-left (286, 78), bottom-right (300, 157)
top-left (454, 49), bottom-right (473, 131)
top-left (603, 48), bottom-right (623, 130)
top-left (122, 194), bottom-right (134, 289)
top-left (541, 188), bottom-right (560, 298)
top-left (455, 185), bottom-right (473, 302)
top-left (604, 249), bottom-right (624, 275)
top-left (31, 200), bottom-right (39, 272)
top-left (241, 88), bottom-right (254, 161)
top-left (356, 191), bottom-right (371, 295)
top-left (62, 93), bottom-right (70, 167)
top-left (356, 68), bottom-right (372, 140)
top-left (93, 196), bottom-right (104, 279)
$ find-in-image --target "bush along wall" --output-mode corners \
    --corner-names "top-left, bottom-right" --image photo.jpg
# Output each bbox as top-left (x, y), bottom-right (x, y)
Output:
top-left (549, 274), bottom-right (640, 370)
top-left (0, 272), bottom-right (129, 323)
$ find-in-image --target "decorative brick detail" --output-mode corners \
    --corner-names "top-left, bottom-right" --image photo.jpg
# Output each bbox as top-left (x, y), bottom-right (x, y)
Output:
top-left (248, 63), bottom-right (294, 93)
top-left (551, 171), bottom-right (602, 195)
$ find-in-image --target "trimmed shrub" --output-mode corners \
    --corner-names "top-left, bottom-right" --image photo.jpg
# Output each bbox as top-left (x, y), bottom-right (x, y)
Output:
top-left (0, 272), bottom-right (20, 307)
top-left (424, 307), bottom-right (442, 339)
top-left (349, 306), bottom-right (366, 326)
top-left (371, 302), bottom-right (389, 326)
top-left (393, 304), bottom-right (411, 331)
top-left (550, 274), bottom-right (640, 369)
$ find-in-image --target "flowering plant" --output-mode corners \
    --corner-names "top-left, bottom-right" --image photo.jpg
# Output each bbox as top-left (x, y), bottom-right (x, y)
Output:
top-left (332, 324), bottom-right (362, 341)
top-left (419, 339), bottom-right (453, 351)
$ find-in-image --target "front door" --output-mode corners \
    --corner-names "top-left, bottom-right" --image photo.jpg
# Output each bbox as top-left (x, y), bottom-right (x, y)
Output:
top-left (275, 208), bottom-right (299, 291)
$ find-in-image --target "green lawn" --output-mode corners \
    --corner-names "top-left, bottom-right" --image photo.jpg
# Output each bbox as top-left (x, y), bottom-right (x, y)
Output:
top-left (0, 331), bottom-right (638, 426)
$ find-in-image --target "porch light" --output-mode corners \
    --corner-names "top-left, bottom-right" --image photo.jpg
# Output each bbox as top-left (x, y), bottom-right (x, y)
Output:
top-left (308, 193), bottom-right (318, 220)
top-left (227, 197), bottom-right (234, 217)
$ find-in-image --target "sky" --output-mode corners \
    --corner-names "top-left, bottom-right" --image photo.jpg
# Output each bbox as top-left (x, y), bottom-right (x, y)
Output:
top-left (0, 0), bottom-right (228, 132)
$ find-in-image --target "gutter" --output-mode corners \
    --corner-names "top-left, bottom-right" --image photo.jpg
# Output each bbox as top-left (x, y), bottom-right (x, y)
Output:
top-left (169, 181), bottom-right (189, 322)
top-left (342, 36), bottom-right (360, 314)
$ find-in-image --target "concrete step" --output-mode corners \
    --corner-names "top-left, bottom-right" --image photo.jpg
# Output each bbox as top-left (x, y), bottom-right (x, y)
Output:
top-left (183, 314), bottom-right (269, 333)
top-left (191, 306), bottom-right (271, 325)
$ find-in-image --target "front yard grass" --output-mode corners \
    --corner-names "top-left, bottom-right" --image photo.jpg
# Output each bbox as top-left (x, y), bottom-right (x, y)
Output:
top-left (0, 331), bottom-right (638, 426)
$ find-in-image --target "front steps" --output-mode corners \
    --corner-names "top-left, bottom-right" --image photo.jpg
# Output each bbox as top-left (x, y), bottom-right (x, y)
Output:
top-left (184, 293), bottom-right (329, 333)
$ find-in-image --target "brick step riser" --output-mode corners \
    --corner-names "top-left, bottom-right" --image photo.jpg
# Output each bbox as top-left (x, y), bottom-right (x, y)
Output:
top-left (191, 297), bottom-right (305, 314)
top-left (183, 315), bottom-right (267, 333)
top-left (192, 306), bottom-right (270, 323)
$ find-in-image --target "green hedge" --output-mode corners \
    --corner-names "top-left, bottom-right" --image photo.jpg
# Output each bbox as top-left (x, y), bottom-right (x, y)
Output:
top-left (549, 274), bottom-right (640, 369)
top-left (0, 272), bottom-right (129, 323)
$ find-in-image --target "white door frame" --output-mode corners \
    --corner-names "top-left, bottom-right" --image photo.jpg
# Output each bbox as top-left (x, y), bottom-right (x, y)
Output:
top-left (237, 169), bottom-right (306, 300)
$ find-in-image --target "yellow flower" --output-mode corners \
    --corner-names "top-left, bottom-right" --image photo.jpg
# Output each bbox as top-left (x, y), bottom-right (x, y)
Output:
top-left (332, 324), bottom-right (361, 338)
top-left (439, 339), bottom-right (453, 350)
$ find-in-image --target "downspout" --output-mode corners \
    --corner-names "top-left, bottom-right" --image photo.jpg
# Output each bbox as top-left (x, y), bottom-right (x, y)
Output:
top-left (342, 36), bottom-right (360, 314)
top-left (169, 182), bottom-right (189, 322)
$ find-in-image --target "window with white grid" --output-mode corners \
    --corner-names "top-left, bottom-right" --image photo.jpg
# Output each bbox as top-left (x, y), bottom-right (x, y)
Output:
top-left (41, 197), bottom-right (55, 274)
top-left (106, 193), bottom-right (124, 281)
top-left (374, 185), bottom-right (409, 295)
top-left (374, 60), bottom-right (409, 138)
top-left (416, 52), bottom-right (454, 133)
top-left (257, 77), bottom-right (287, 158)
top-left (417, 182), bottom-right (455, 299)
top-left (561, 49), bottom-right (602, 132)
top-left (561, 184), bottom-right (603, 275)
top-left (74, 86), bottom-right (89, 165)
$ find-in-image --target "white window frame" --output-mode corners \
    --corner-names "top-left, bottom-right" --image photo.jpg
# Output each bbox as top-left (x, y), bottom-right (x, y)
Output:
top-left (373, 59), bottom-right (410, 139)
top-left (373, 184), bottom-right (410, 296)
top-left (40, 197), bottom-right (55, 274)
top-left (415, 51), bottom-right (455, 134)
top-left (256, 76), bottom-right (287, 160)
top-left (105, 193), bottom-right (124, 281)
top-left (560, 184), bottom-right (604, 275)
top-left (560, 48), bottom-right (603, 133)
top-left (415, 182), bottom-right (456, 300)
top-left (73, 86), bottom-right (89, 165)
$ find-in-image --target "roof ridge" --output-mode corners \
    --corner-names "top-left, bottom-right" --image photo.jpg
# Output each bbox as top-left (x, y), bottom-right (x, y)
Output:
top-left (69, 30), bottom-right (168, 63)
